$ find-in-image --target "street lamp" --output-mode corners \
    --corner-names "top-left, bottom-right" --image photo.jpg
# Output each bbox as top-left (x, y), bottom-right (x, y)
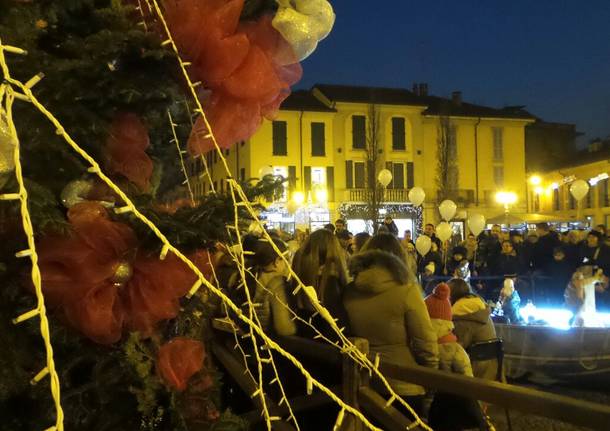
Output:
top-left (529, 175), bottom-right (541, 186)
top-left (496, 191), bottom-right (517, 214)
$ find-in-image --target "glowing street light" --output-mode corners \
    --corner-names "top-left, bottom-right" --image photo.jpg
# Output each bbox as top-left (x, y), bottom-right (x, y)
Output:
top-left (291, 191), bottom-right (305, 205)
top-left (534, 186), bottom-right (544, 195)
top-left (496, 191), bottom-right (517, 215)
top-left (529, 175), bottom-right (542, 186)
top-left (314, 188), bottom-right (328, 203)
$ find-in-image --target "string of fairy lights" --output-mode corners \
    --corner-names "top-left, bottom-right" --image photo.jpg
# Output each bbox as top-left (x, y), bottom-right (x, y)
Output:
top-left (0, 3), bottom-right (434, 430)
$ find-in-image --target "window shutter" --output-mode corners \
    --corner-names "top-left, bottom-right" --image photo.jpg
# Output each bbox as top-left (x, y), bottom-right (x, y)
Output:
top-left (354, 162), bottom-right (365, 188)
top-left (352, 115), bottom-right (366, 149)
top-left (311, 123), bottom-right (325, 156)
top-left (407, 162), bottom-right (414, 189)
top-left (366, 161), bottom-right (375, 189)
top-left (393, 163), bottom-right (405, 189)
top-left (272, 121), bottom-right (287, 156)
top-left (326, 166), bottom-right (335, 202)
top-left (385, 161), bottom-right (393, 188)
top-left (346, 160), bottom-right (353, 189)
top-left (304, 166), bottom-right (312, 194)
top-left (288, 165), bottom-right (296, 193)
top-left (391, 117), bottom-right (406, 150)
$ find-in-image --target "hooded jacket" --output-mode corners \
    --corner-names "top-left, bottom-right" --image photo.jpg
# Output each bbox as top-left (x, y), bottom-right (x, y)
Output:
top-left (452, 296), bottom-right (499, 381)
top-left (344, 250), bottom-right (439, 396)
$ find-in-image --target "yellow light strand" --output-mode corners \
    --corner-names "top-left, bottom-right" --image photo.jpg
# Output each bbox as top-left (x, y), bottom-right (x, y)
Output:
top-left (167, 109), bottom-right (195, 204)
top-left (145, 3), bottom-right (430, 427)
top-left (0, 73), bottom-right (64, 431)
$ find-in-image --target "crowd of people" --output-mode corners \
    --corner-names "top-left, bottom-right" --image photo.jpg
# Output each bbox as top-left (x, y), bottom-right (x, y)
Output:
top-left (213, 219), bottom-right (517, 428)
top-left (211, 217), bottom-right (610, 427)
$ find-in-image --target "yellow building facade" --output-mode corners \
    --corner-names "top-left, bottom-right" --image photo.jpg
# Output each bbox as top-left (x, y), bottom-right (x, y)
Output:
top-left (192, 84), bottom-right (534, 233)
top-left (529, 150), bottom-right (610, 228)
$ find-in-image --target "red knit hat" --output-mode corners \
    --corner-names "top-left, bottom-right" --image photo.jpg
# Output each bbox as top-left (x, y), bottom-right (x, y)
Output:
top-left (425, 283), bottom-right (452, 321)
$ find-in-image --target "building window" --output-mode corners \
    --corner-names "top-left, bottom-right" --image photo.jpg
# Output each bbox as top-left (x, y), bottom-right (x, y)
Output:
top-left (391, 117), bottom-right (406, 150)
top-left (225, 149), bottom-right (230, 156)
top-left (493, 166), bottom-right (504, 187)
top-left (586, 187), bottom-right (593, 208)
top-left (311, 122), bottom-right (325, 156)
top-left (240, 168), bottom-right (246, 182)
top-left (407, 162), bottom-right (414, 189)
top-left (273, 166), bottom-right (288, 200)
top-left (553, 188), bottom-right (560, 210)
top-left (354, 162), bottom-right (365, 188)
top-left (599, 179), bottom-right (609, 207)
top-left (272, 121), bottom-right (287, 156)
top-left (311, 167), bottom-right (327, 186)
top-left (392, 162), bottom-right (405, 189)
top-left (492, 127), bottom-right (503, 161)
top-left (352, 115), bottom-right (366, 149)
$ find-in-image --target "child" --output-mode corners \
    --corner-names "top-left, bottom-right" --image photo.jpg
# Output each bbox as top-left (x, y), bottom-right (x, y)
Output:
top-left (425, 283), bottom-right (487, 430)
top-left (424, 283), bottom-right (473, 376)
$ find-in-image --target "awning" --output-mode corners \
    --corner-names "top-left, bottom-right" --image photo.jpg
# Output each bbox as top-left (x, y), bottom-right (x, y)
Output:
top-left (487, 213), bottom-right (570, 225)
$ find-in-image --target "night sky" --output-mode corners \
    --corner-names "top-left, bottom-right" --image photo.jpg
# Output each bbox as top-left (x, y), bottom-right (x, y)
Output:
top-left (298, 0), bottom-right (610, 144)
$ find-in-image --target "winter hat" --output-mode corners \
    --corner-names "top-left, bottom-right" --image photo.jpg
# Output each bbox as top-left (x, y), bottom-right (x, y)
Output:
top-left (425, 261), bottom-right (435, 274)
top-left (425, 283), bottom-right (453, 321)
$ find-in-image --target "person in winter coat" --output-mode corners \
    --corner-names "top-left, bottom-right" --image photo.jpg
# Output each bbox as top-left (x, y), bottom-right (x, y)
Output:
top-left (344, 250), bottom-right (439, 413)
top-left (292, 228), bottom-right (349, 339)
top-left (424, 283), bottom-right (472, 376)
top-left (446, 246), bottom-right (468, 276)
top-left (448, 278), bottom-right (499, 381)
top-left (248, 238), bottom-right (296, 336)
top-left (494, 278), bottom-right (523, 324)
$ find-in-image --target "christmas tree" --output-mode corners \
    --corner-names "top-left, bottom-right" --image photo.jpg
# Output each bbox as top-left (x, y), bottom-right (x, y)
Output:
top-left (0, 0), bottom-right (329, 429)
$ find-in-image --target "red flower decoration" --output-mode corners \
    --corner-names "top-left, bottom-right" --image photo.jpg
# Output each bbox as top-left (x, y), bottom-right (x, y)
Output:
top-left (37, 202), bottom-right (213, 344)
top-left (105, 113), bottom-right (153, 192)
top-left (157, 337), bottom-right (206, 391)
top-left (163, 0), bottom-right (302, 154)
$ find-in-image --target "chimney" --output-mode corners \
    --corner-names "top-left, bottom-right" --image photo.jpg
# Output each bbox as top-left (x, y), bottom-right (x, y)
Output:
top-left (412, 83), bottom-right (428, 96)
top-left (451, 91), bottom-right (462, 106)
top-left (420, 83), bottom-right (428, 96)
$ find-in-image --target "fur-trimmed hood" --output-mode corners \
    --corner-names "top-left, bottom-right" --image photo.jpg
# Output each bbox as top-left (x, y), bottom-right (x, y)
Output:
top-left (349, 250), bottom-right (409, 293)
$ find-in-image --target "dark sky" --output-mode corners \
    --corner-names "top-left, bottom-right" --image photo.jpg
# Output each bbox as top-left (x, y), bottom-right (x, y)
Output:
top-left (298, 0), bottom-right (610, 144)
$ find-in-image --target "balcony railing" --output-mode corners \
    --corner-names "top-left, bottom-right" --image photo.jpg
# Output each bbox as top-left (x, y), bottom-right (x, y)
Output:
top-left (441, 189), bottom-right (476, 206)
top-left (346, 188), bottom-right (409, 202)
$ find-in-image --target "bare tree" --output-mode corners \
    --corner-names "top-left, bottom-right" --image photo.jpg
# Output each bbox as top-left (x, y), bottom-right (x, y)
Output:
top-left (436, 115), bottom-right (459, 202)
top-left (364, 103), bottom-right (383, 232)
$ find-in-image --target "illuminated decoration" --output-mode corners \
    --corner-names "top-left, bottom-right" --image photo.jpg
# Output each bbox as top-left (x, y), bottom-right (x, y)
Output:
top-left (291, 191), bottom-right (305, 205)
top-left (589, 172), bottom-right (609, 186)
top-left (529, 175), bottom-right (541, 186)
top-left (550, 182), bottom-right (559, 190)
top-left (339, 202), bottom-right (424, 234)
top-left (520, 303), bottom-right (610, 330)
top-left (562, 175), bottom-right (576, 184)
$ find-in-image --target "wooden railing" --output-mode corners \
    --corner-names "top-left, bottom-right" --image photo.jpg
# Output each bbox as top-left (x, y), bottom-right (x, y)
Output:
top-left (212, 320), bottom-right (610, 430)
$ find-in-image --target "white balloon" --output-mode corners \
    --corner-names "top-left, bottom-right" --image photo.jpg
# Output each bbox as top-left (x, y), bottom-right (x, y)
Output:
top-left (408, 187), bottom-right (426, 207)
top-left (436, 222), bottom-right (452, 242)
top-left (286, 200), bottom-right (299, 214)
top-left (439, 199), bottom-right (457, 221)
top-left (258, 165), bottom-right (274, 178)
top-left (570, 179), bottom-right (589, 201)
top-left (415, 235), bottom-right (431, 256)
top-left (468, 213), bottom-right (486, 236)
top-left (377, 168), bottom-right (393, 187)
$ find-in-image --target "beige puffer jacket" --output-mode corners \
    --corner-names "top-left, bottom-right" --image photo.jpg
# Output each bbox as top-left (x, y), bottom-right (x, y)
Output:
top-left (344, 250), bottom-right (439, 396)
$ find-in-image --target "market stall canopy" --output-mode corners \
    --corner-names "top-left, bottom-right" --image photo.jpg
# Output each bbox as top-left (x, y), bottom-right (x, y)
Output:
top-left (487, 213), bottom-right (568, 225)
